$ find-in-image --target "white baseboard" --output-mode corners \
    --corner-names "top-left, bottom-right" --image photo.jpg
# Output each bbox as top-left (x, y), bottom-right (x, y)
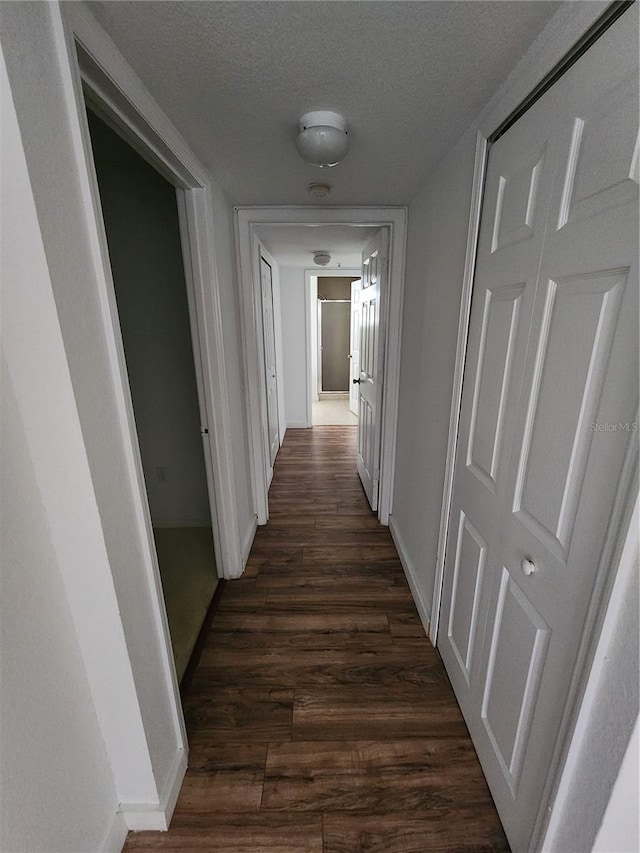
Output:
top-left (101, 810), bottom-right (128, 851)
top-left (241, 515), bottom-right (258, 570)
top-left (120, 748), bottom-right (187, 831)
top-left (287, 420), bottom-right (310, 428)
top-left (389, 515), bottom-right (432, 638)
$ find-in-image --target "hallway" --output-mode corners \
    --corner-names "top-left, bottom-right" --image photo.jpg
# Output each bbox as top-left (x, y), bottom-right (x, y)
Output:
top-left (124, 427), bottom-right (509, 852)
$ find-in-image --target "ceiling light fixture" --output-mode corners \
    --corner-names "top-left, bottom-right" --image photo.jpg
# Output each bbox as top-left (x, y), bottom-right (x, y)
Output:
top-left (296, 111), bottom-right (349, 168)
top-left (313, 251), bottom-right (332, 267)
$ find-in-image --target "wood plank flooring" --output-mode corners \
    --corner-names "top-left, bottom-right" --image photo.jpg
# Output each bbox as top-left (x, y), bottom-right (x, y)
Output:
top-left (124, 427), bottom-right (509, 852)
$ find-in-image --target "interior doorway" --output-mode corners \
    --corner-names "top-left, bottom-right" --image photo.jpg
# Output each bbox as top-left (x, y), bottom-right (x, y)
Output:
top-left (239, 212), bottom-right (407, 526)
top-left (86, 109), bottom-right (219, 682)
top-left (314, 272), bottom-right (360, 426)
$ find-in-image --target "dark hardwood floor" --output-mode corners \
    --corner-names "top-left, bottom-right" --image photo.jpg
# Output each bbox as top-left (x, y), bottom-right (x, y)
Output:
top-left (124, 427), bottom-right (509, 852)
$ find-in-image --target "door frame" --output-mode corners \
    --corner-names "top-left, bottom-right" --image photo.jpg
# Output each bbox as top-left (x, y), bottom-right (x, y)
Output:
top-left (65, 7), bottom-right (243, 581)
top-left (235, 208), bottom-right (407, 526)
top-left (258, 252), bottom-right (281, 484)
top-left (60, 1), bottom-right (245, 748)
top-left (305, 267), bottom-right (361, 424)
top-left (431, 3), bottom-right (638, 849)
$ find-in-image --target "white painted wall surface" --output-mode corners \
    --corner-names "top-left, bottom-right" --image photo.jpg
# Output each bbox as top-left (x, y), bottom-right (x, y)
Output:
top-left (0, 41), bottom-right (127, 849)
top-left (542, 499), bottom-right (639, 853)
top-left (592, 718), bottom-right (639, 853)
top-left (0, 371), bottom-right (125, 853)
top-left (391, 141), bottom-right (477, 623)
top-left (1, 0), bottom-right (183, 821)
top-left (279, 266), bottom-right (309, 428)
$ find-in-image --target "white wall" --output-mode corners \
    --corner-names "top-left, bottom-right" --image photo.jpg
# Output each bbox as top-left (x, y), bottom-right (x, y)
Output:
top-left (279, 266), bottom-right (309, 427)
top-left (88, 110), bottom-right (211, 529)
top-left (391, 140), bottom-right (476, 622)
top-left (0, 369), bottom-right (124, 853)
top-left (542, 499), bottom-right (639, 853)
top-left (592, 718), bottom-right (639, 853)
top-left (1, 38), bottom-right (127, 849)
top-left (1, 0), bottom-right (184, 830)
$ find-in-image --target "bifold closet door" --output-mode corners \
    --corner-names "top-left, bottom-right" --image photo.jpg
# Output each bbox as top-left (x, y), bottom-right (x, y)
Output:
top-left (438, 8), bottom-right (639, 850)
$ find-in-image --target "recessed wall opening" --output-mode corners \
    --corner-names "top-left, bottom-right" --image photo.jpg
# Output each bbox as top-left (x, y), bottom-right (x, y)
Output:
top-left (86, 108), bottom-right (218, 682)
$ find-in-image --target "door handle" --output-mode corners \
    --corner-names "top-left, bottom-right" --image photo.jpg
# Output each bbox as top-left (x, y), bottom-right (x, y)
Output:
top-left (521, 558), bottom-right (536, 577)
top-left (353, 378), bottom-right (363, 384)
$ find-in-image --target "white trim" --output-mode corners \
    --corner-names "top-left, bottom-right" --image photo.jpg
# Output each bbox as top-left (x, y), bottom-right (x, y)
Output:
top-left (287, 421), bottom-right (310, 429)
top-left (256, 243), bottom-right (286, 463)
top-left (100, 811), bottom-right (128, 853)
top-left (235, 207), bottom-right (407, 527)
top-left (241, 515), bottom-right (259, 567)
top-left (389, 516), bottom-right (431, 638)
top-left (430, 131), bottom-right (488, 645)
top-left (121, 748), bottom-right (188, 831)
top-left (305, 269), bottom-right (315, 423)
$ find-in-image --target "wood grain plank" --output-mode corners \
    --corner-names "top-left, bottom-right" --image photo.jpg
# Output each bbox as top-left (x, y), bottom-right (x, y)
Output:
top-left (388, 611), bottom-right (428, 638)
top-left (293, 687), bottom-right (468, 740)
top-left (198, 647), bottom-right (448, 690)
top-left (263, 739), bottom-right (494, 815)
top-left (323, 814), bottom-right (510, 853)
top-left (182, 687), bottom-right (293, 741)
top-left (125, 814), bottom-right (323, 851)
top-left (173, 744), bottom-right (266, 813)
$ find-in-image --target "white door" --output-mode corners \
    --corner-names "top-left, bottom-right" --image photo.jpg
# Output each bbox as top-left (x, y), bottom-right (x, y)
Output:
top-left (260, 256), bottom-right (279, 477)
top-left (349, 278), bottom-right (362, 416)
top-left (356, 231), bottom-right (388, 510)
top-left (438, 10), bottom-right (638, 851)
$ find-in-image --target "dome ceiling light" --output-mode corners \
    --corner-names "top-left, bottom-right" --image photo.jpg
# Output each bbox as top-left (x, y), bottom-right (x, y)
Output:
top-left (313, 251), bottom-right (332, 267)
top-left (296, 111), bottom-right (349, 168)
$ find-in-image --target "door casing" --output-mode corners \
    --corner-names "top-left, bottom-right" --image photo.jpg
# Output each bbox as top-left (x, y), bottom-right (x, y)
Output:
top-left (235, 208), bottom-right (407, 526)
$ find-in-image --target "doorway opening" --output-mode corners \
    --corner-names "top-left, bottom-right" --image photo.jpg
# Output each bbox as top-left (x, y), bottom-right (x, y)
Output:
top-left (313, 272), bottom-right (361, 426)
top-left (245, 219), bottom-right (403, 522)
top-left (86, 109), bottom-right (218, 682)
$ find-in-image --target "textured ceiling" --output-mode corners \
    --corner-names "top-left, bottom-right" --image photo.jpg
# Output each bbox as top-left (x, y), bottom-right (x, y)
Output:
top-left (255, 224), bottom-right (379, 268)
top-left (87, 0), bottom-right (562, 206)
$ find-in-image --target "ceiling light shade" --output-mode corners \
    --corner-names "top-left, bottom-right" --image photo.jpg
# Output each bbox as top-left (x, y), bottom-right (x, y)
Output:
top-left (313, 251), bottom-right (332, 266)
top-left (296, 111), bottom-right (349, 168)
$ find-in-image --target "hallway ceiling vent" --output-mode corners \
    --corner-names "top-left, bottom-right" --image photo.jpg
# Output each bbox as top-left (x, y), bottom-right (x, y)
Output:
top-left (296, 111), bottom-right (349, 168)
top-left (313, 251), bottom-right (332, 266)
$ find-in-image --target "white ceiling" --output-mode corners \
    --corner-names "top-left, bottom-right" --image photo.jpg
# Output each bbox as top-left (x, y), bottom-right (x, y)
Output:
top-left (255, 224), bottom-right (379, 268)
top-left (87, 0), bottom-right (562, 206)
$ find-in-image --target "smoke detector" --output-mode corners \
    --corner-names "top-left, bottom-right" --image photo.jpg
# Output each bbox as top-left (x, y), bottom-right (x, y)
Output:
top-left (308, 182), bottom-right (331, 199)
top-left (313, 251), bottom-right (332, 267)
